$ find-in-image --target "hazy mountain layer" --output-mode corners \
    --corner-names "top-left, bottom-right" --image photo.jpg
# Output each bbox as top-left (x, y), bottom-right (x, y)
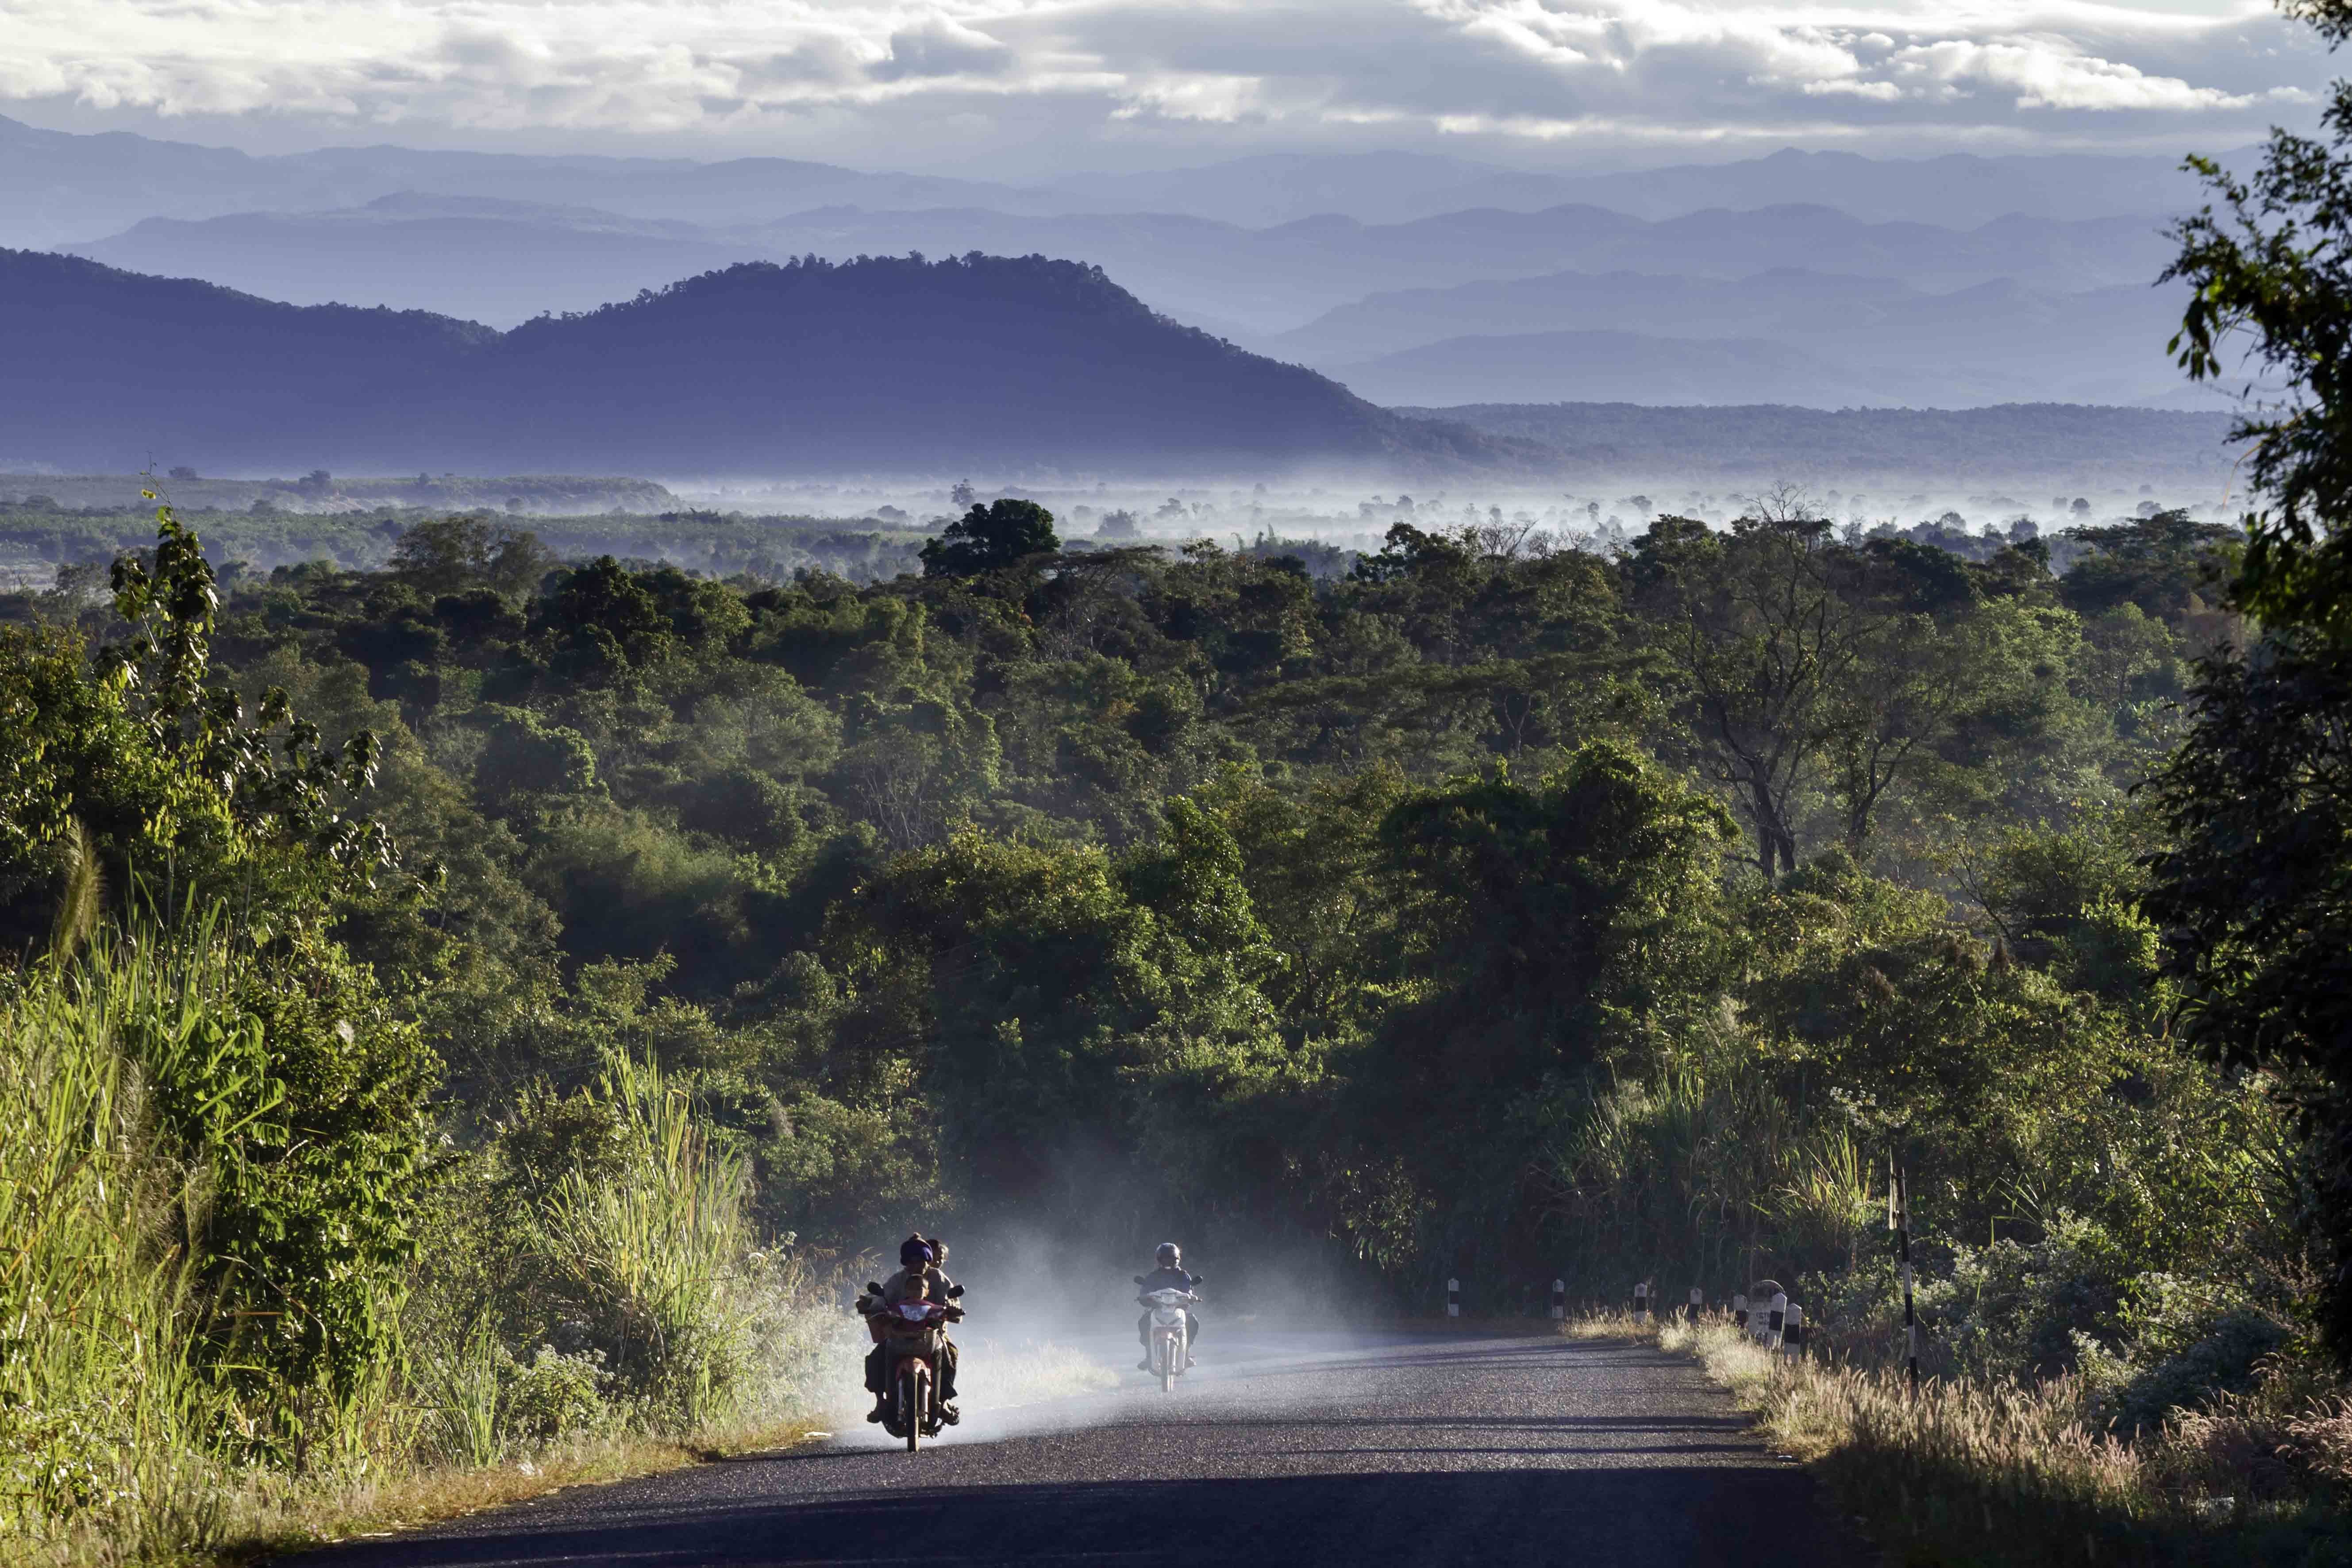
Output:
top-left (70, 196), bottom-right (2179, 336)
top-left (746, 203), bottom-right (2174, 329)
top-left (1044, 146), bottom-right (2242, 229)
top-left (68, 198), bottom-right (765, 326)
top-left (1280, 269), bottom-right (2170, 362)
top-left (4, 113), bottom-right (2241, 251)
top-left (1334, 331), bottom-right (1915, 410)
top-left (1293, 270), bottom-right (2184, 407)
top-left (0, 249), bottom-right (1523, 476)
top-left (0, 113), bottom-right (1075, 249)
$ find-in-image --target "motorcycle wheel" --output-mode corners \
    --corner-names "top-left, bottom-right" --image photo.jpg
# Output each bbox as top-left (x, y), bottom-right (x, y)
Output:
top-left (903, 1364), bottom-right (924, 1452)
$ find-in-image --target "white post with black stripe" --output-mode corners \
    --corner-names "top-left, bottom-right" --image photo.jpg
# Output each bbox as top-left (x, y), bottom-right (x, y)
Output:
top-left (1769, 1291), bottom-right (1788, 1350)
top-left (1446, 1277), bottom-right (1460, 1319)
top-left (1732, 1292), bottom-right (1748, 1333)
top-left (1549, 1279), bottom-right (1566, 1321)
top-left (1892, 1149), bottom-right (1919, 1397)
top-left (1784, 1302), bottom-right (1804, 1355)
top-left (1632, 1280), bottom-right (1648, 1322)
top-left (1686, 1286), bottom-right (1703, 1322)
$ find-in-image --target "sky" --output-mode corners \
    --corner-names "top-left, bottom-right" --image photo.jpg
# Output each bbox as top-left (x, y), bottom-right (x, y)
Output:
top-left (0, 0), bottom-right (2336, 174)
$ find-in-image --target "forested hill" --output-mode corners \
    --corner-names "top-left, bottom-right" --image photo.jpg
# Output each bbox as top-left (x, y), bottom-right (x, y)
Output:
top-left (0, 248), bottom-right (1518, 475)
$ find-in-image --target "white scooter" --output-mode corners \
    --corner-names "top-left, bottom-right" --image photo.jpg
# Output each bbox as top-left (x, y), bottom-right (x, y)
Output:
top-left (1138, 1284), bottom-right (1199, 1392)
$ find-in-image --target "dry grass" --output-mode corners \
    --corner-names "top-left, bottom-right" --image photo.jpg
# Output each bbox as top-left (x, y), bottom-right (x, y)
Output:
top-left (1566, 1310), bottom-right (2352, 1566)
top-left (186, 1418), bottom-right (838, 1567)
top-left (51, 1320), bottom-right (1128, 1566)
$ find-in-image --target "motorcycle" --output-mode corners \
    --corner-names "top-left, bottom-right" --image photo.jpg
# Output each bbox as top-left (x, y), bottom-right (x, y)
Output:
top-left (858, 1284), bottom-right (962, 1451)
top-left (1136, 1282), bottom-right (1200, 1392)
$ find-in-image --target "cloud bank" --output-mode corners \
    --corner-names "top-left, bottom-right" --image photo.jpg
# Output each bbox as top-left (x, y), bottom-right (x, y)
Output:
top-left (0, 0), bottom-right (2329, 165)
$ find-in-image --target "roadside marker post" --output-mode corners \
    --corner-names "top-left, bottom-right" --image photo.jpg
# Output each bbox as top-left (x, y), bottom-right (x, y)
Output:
top-left (1891, 1149), bottom-right (1919, 1396)
top-left (1785, 1302), bottom-right (1804, 1355)
top-left (1769, 1291), bottom-right (1788, 1349)
top-left (1686, 1286), bottom-right (1703, 1321)
top-left (1446, 1278), bottom-right (1460, 1318)
top-left (1733, 1292), bottom-right (1748, 1332)
top-left (1632, 1281), bottom-right (1648, 1321)
top-left (1549, 1279), bottom-right (1565, 1320)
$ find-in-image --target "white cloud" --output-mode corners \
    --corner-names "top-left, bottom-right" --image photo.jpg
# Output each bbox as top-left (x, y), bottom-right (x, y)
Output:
top-left (1888, 35), bottom-right (2267, 110)
top-left (0, 0), bottom-right (2331, 160)
top-left (870, 16), bottom-right (1017, 82)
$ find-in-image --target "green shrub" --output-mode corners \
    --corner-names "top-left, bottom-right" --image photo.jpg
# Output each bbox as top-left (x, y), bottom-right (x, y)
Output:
top-left (502, 1347), bottom-right (615, 1449)
top-left (1928, 1214), bottom-right (2134, 1378)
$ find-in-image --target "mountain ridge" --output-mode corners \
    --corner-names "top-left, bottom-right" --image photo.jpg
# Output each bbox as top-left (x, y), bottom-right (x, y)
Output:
top-left (65, 193), bottom-right (2181, 335)
top-left (0, 247), bottom-right (1529, 477)
top-left (2, 110), bottom-right (2238, 250)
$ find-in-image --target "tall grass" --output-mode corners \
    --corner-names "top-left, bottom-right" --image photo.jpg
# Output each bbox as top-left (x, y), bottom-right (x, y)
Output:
top-left (542, 1052), bottom-right (756, 1430)
top-left (1547, 1051), bottom-right (1876, 1297)
top-left (1, 934), bottom-right (857, 1568)
top-left (0, 931), bottom-right (232, 1562)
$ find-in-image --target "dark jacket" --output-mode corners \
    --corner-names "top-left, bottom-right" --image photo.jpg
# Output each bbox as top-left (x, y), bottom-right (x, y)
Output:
top-left (1137, 1266), bottom-right (1199, 1298)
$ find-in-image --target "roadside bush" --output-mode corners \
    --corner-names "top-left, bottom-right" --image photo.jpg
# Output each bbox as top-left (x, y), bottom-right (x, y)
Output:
top-left (1927, 1214), bottom-right (2134, 1379)
top-left (2081, 1271), bottom-right (2295, 1436)
top-left (503, 1348), bottom-right (615, 1449)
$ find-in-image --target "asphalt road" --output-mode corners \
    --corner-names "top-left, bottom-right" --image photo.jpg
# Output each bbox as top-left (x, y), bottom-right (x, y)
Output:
top-left (283, 1330), bottom-right (1865, 1568)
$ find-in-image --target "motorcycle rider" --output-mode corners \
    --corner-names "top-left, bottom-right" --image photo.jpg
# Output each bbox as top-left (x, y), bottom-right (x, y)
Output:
top-left (1135, 1241), bottom-right (1202, 1371)
top-left (861, 1235), bottom-right (961, 1424)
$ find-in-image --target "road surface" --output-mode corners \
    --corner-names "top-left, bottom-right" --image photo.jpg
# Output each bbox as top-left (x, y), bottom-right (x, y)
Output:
top-left (282, 1330), bottom-right (1864, 1567)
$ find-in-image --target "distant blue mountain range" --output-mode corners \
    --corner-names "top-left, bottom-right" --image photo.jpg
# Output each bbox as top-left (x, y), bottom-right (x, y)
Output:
top-left (0, 248), bottom-right (1525, 476)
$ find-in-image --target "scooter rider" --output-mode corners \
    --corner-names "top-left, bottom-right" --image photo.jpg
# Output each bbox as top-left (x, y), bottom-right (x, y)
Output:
top-left (1135, 1241), bottom-right (1202, 1371)
top-left (860, 1235), bottom-right (961, 1423)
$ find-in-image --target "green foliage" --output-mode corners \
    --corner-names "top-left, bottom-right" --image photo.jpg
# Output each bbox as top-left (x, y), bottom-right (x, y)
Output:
top-left (540, 1053), bottom-right (756, 1428)
top-left (0, 944), bottom-right (208, 1544)
top-left (0, 504), bottom-right (399, 955)
top-left (1929, 1213), bottom-right (2135, 1379)
top-left (389, 516), bottom-right (557, 600)
top-left (474, 705), bottom-right (601, 803)
top-left (7, 455), bottom-right (2333, 1559)
top-left (919, 498), bottom-right (1059, 578)
top-left (2170, 95), bottom-right (2352, 642)
top-left (1380, 742), bottom-right (1730, 1021)
top-left (2146, 639), bottom-right (2352, 1348)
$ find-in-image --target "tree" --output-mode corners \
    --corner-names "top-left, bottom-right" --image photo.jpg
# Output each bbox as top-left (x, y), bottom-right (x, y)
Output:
top-left (390, 515), bottom-right (557, 600)
top-left (2167, 7), bottom-right (2352, 643)
top-left (2152, 0), bottom-right (2352, 1357)
top-left (2058, 509), bottom-right (2237, 622)
top-left (1822, 541), bottom-right (2071, 854)
top-left (1624, 511), bottom-right (1860, 878)
top-left (1329, 742), bottom-right (1733, 1288)
top-left (0, 504), bottom-right (398, 952)
top-left (919, 499), bottom-right (1059, 578)
top-left (533, 556), bottom-right (677, 685)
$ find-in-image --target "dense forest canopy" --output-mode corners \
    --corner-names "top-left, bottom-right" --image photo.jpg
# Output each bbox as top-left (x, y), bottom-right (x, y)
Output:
top-left (2, 498), bottom-right (2255, 1288)
top-left (9, 396), bottom-right (2349, 1566)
